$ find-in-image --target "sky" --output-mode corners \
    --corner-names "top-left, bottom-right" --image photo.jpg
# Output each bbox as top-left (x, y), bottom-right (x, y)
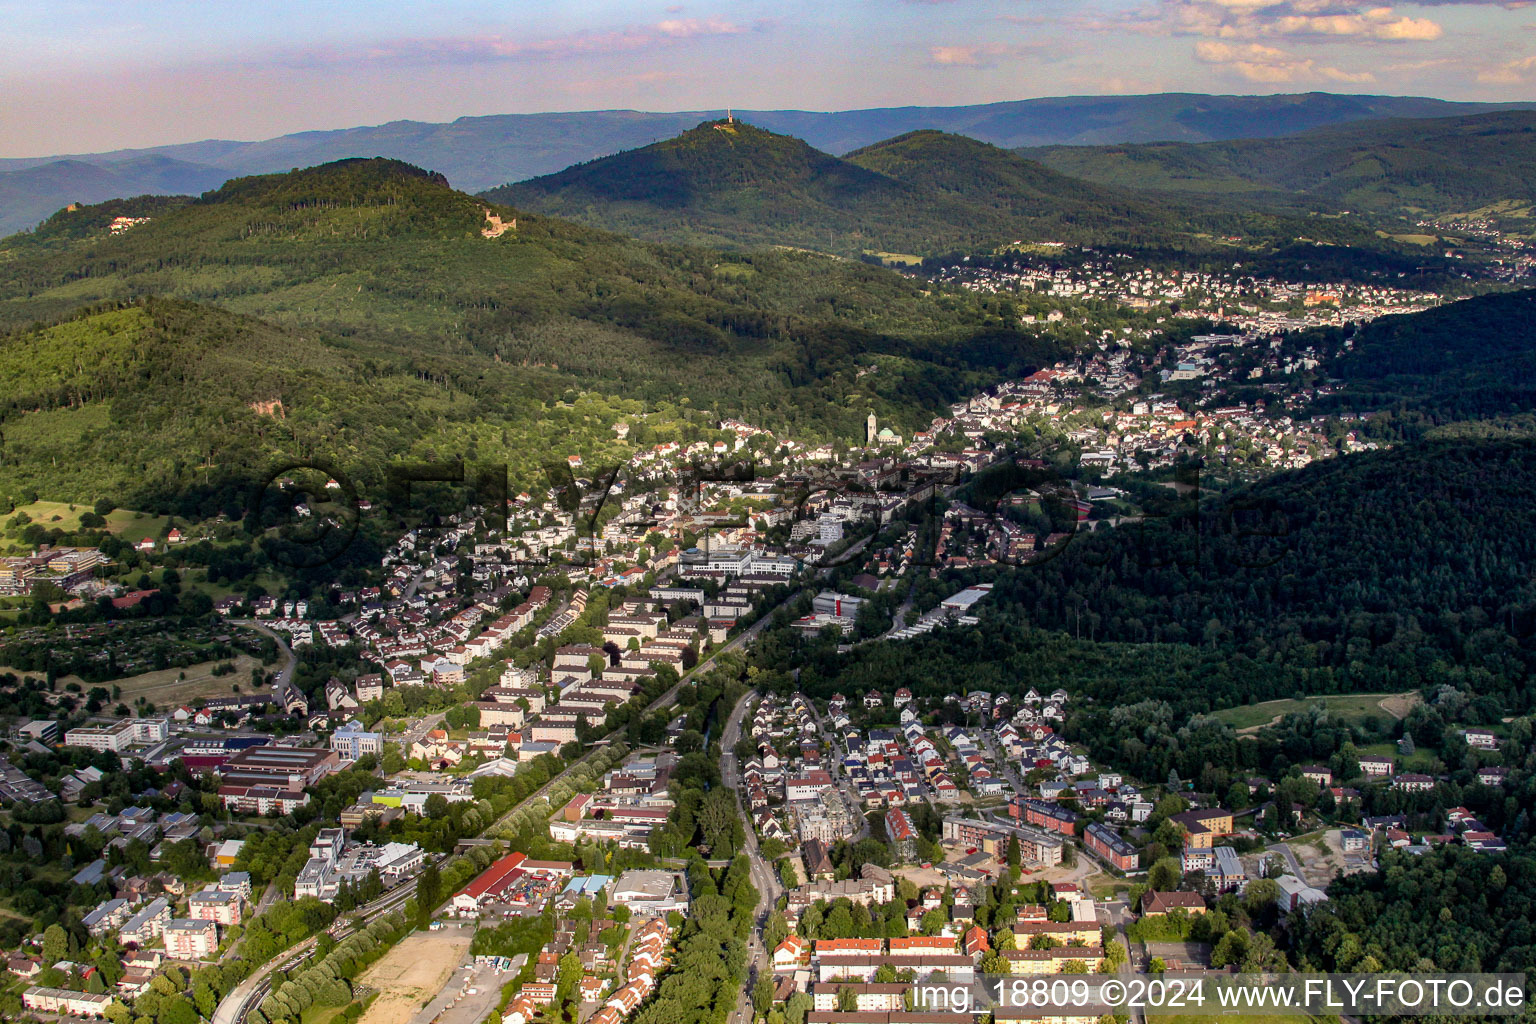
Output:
top-left (2, 0), bottom-right (1534, 157)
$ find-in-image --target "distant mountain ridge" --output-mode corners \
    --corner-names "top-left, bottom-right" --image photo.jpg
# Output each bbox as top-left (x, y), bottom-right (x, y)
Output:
top-left (484, 120), bottom-right (1392, 256)
top-left (1024, 110), bottom-right (1536, 224)
top-left (2, 92), bottom-right (1531, 237)
top-left (0, 155), bottom-right (229, 240)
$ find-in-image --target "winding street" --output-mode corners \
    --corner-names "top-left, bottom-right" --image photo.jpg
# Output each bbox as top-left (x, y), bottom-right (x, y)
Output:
top-left (228, 618), bottom-right (297, 698)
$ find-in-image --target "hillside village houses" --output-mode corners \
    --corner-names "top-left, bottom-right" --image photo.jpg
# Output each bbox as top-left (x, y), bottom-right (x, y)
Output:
top-left (5, 251), bottom-right (1523, 1024)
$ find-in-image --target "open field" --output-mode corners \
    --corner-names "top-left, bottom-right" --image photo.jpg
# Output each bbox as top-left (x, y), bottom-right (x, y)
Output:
top-left (112, 654), bottom-right (263, 705)
top-left (5, 500), bottom-right (171, 544)
top-left (865, 250), bottom-right (924, 267)
top-left (0, 653), bottom-right (260, 705)
top-left (301, 996), bottom-right (375, 1024)
top-left (1213, 691), bottom-right (1419, 732)
top-left (183, 567), bottom-right (287, 602)
top-left (356, 929), bottom-right (473, 1024)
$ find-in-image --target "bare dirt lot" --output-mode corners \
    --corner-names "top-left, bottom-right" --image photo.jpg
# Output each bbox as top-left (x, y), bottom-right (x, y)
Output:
top-left (356, 929), bottom-right (473, 1024)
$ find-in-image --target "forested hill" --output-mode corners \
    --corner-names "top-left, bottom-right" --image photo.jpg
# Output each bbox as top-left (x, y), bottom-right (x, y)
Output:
top-left (1331, 288), bottom-right (1536, 415)
top-left (776, 440), bottom-right (1536, 720)
top-left (0, 299), bottom-right (503, 510)
top-left (842, 131), bottom-right (1159, 235)
top-left (482, 121), bottom-right (985, 254)
top-left (993, 440), bottom-right (1536, 709)
top-left (1292, 844), bottom-right (1536, 974)
top-left (1277, 288), bottom-right (1536, 427)
top-left (486, 121), bottom-right (1388, 256)
top-left (0, 158), bottom-right (1074, 510)
top-left (1025, 110), bottom-right (1536, 226)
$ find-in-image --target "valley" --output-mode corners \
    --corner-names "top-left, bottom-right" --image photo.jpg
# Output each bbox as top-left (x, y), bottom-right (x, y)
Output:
top-left (0, 85), bottom-right (1533, 1024)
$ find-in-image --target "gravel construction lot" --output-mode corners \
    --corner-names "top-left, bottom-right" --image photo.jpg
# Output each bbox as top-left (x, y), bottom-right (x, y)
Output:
top-left (356, 929), bottom-right (474, 1024)
top-left (419, 960), bottom-right (508, 1024)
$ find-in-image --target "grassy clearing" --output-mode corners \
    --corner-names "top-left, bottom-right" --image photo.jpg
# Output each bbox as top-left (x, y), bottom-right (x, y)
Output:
top-left (301, 1000), bottom-right (372, 1024)
top-left (865, 251), bottom-right (925, 267)
top-left (5, 499), bottom-right (171, 544)
top-left (1213, 692), bottom-right (1418, 731)
top-left (0, 653), bottom-right (262, 706)
top-left (1090, 878), bottom-right (1129, 900)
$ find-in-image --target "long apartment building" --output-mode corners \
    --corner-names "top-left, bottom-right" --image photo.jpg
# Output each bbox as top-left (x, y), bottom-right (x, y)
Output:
top-left (941, 815), bottom-right (1064, 867)
top-left (24, 987), bottom-right (114, 1018)
top-left (64, 718), bottom-right (169, 752)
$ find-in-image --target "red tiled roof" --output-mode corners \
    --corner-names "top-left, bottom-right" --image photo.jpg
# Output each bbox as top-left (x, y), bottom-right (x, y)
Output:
top-left (459, 852), bottom-right (527, 900)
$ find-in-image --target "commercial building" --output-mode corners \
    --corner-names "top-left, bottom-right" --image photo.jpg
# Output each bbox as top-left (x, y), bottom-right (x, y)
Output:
top-left (450, 852), bottom-right (574, 915)
top-left (216, 745), bottom-right (338, 813)
top-left (219, 745), bottom-right (339, 788)
top-left (291, 828), bottom-right (421, 902)
top-left (330, 719), bottom-right (384, 760)
top-left (610, 869), bottom-right (689, 915)
top-left (813, 592), bottom-right (864, 618)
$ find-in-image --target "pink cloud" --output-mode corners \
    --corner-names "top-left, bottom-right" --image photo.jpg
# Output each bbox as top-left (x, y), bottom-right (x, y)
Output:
top-left (1194, 39), bottom-right (1377, 80)
top-left (1157, 0), bottom-right (1448, 43)
top-left (1478, 52), bottom-right (1536, 81)
top-left (286, 19), bottom-right (756, 69)
top-left (928, 42), bottom-right (1022, 66)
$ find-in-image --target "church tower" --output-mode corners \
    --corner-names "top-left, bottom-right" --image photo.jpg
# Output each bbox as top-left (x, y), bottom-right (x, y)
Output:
top-left (866, 412), bottom-right (877, 446)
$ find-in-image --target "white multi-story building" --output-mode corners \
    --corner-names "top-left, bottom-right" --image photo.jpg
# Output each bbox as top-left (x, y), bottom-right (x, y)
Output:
top-left (23, 987), bottom-right (114, 1018)
top-left (119, 897), bottom-right (171, 944)
top-left (64, 717), bottom-right (167, 752)
top-left (330, 719), bottom-right (384, 760)
top-left (294, 828), bottom-right (424, 901)
top-left (188, 888), bottom-right (243, 927)
top-left (163, 918), bottom-right (219, 960)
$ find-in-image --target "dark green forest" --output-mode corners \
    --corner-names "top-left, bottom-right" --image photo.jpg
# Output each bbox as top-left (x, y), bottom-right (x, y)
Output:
top-left (980, 441), bottom-right (1536, 710)
top-left (0, 158), bottom-right (1074, 510)
top-left (1293, 845), bottom-right (1536, 974)
top-left (757, 439), bottom-right (1536, 721)
top-left (1297, 288), bottom-right (1536, 426)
